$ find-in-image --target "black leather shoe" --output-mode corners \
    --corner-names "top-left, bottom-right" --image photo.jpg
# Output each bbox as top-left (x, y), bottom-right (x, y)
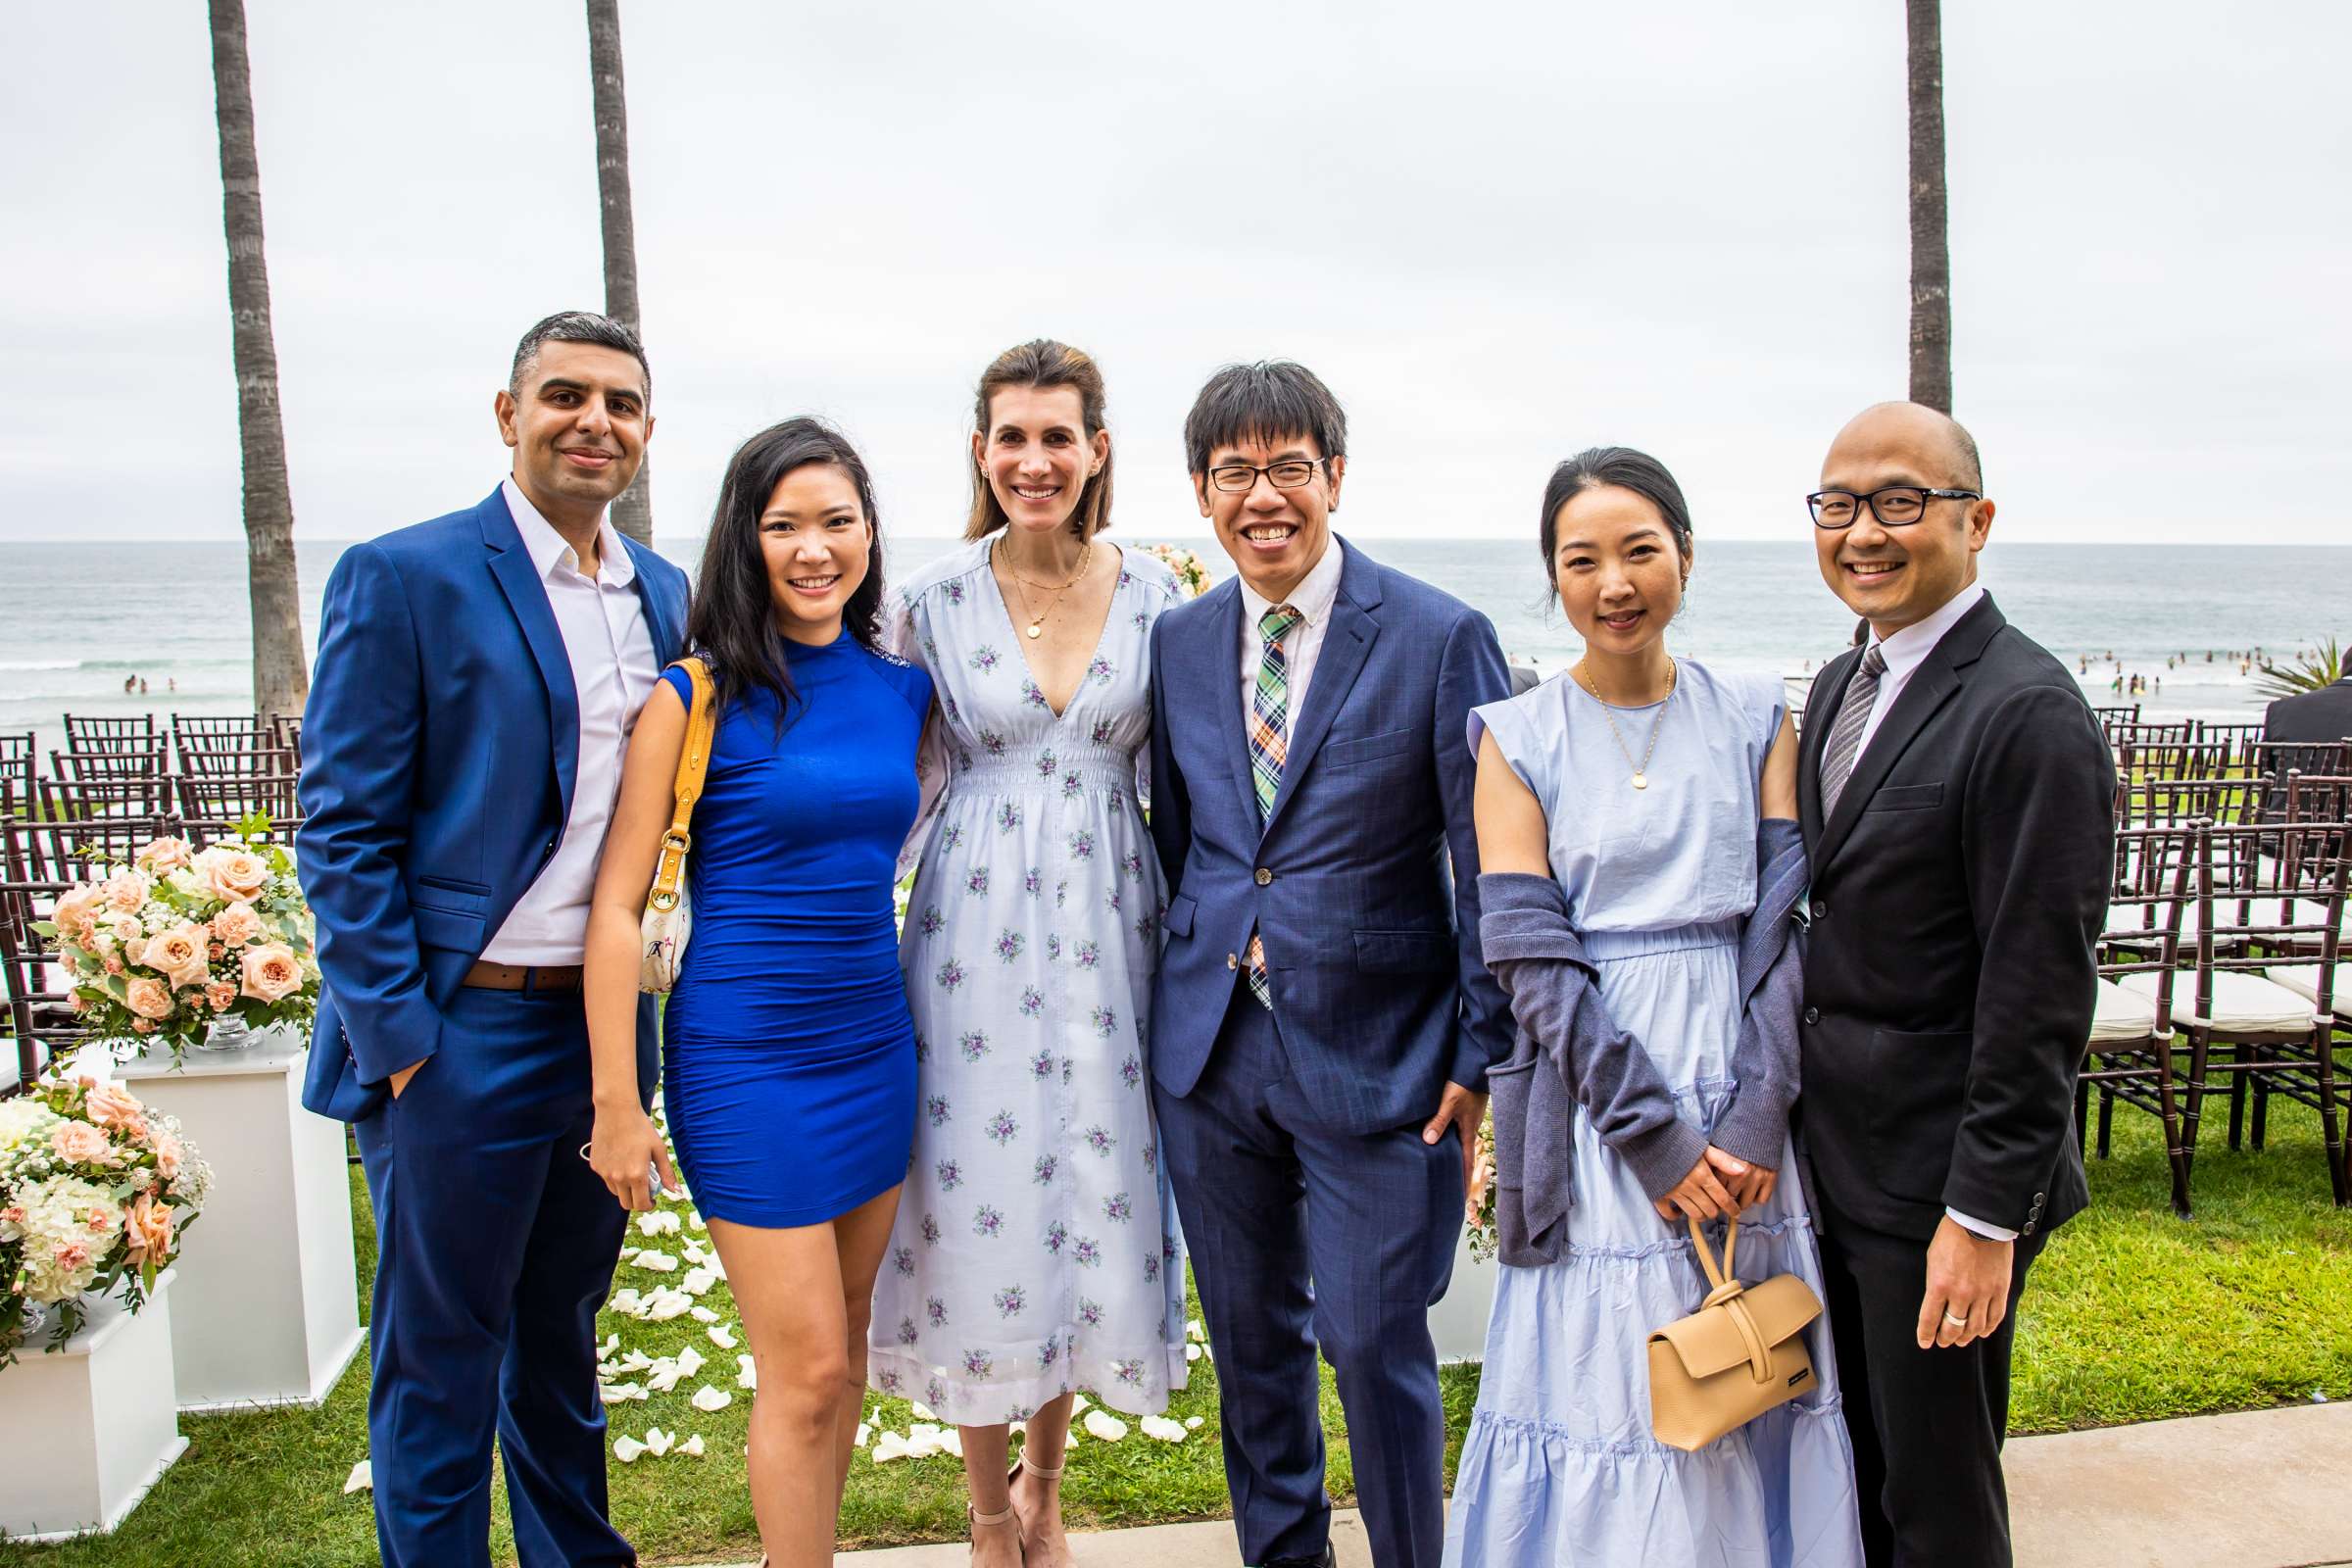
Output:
top-left (1261, 1548), bottom-right (1337, 1568)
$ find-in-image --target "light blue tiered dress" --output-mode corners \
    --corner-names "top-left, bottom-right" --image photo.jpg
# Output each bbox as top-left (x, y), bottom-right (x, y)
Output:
top-left (1445, 662), bottom-right (1864, 1568)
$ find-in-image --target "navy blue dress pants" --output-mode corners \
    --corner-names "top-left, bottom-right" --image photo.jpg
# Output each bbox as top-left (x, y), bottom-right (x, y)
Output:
top-left (354, 985), bottom-right (633, 1568)
top-left (1154, 990), bottom-right (1461, 1568)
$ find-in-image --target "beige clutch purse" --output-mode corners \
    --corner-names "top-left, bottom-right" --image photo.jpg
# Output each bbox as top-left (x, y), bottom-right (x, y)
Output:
top-left (1647, 1215), bottom-right (1822, 1451)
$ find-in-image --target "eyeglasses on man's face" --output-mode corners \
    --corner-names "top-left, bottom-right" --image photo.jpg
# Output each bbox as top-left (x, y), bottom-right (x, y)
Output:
top-left (1806, 485), bottom-right (1982, 529)
top-left (1206, 458), bottom-right (1330, 494)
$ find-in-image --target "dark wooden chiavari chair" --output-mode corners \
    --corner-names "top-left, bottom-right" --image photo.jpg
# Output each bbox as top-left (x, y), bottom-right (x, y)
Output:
top-left (2115, 733), bottom-right (2231, 787)
top-left (47, 744), bottom-right (172, 793)
top-left (21, 778), bottom-right (176, 885)
top-left (0, 733), bottom-right (33, 822)
top-left (2091, 704), bottom-right (2142, 732)
top-left (2120, 820), bottom-right (2348, 1205)
top-left (174, 748), bottom-right (303, 842)
top-left (2080, 820), bottom-right (2198, 1215)
top-left (171, 713), bottom-right (271, 769)
top-left (61, 713), bottom-right (158, 753)
top-left (2198, 720), bottom-right (2269, 770)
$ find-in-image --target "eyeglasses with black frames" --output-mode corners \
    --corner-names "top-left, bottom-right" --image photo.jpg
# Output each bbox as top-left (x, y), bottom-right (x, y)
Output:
top-left (1206, 458), bottom-right (1331, 494)
top-left (1806, 485), bottom-right (1982, 529)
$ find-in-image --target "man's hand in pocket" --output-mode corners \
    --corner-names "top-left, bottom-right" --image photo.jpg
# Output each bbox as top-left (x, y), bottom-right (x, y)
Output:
top-left (387, 1060), bottom-right (425, 1099)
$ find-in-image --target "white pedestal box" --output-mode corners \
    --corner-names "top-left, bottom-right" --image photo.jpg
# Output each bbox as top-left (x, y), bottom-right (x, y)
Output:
top-left (0, 1269), bottom-right (188, 1541)
top-left (1432, 1227), bottom-right (1497, 1364)
top-left (119, 1028), bottom-right (364, 1410)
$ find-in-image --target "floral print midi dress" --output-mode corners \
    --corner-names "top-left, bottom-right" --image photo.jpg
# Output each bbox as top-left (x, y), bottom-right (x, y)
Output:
top-left (867, 540), bottom-right (1191, 1422)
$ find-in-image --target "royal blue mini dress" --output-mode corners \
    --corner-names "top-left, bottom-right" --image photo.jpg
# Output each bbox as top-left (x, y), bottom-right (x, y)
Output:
top-left (659, 631), bottom-right (932, 1228)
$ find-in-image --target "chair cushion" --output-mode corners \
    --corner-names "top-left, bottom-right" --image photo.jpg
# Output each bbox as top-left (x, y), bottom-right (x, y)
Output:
top-left (2087, 980), bottom-right (2161, 1045)
top-left (2117, 969), bottom-right (2318, 1033)
top-left (2292, 898), bottom-right (2352, 940)
top-left (2263, 963), bottom-right (2346, 1008)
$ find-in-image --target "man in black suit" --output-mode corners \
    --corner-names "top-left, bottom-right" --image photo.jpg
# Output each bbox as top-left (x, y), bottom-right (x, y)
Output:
top-left (2262, 670), bottom-right (2352, 751)
top-left (1794, 403), bottom-right (2114, 1568)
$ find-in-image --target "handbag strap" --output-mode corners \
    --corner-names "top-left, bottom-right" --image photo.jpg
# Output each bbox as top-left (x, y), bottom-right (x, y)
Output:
top-left (1686, 1214), bottom-right (1775, 1384)
top-left (647, 658), bottom-right (717, 914)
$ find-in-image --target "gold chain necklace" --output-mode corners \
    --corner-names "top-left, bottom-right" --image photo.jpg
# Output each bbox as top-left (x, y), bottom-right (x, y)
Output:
top-left (996, 539), bottom-right (1092, 640)
top-left (1576, 657), bottom-right (1678, 791)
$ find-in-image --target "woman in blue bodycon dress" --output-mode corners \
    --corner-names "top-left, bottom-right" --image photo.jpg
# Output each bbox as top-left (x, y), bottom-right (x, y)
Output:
top-left (584, 417), bottom-right (930, 1568)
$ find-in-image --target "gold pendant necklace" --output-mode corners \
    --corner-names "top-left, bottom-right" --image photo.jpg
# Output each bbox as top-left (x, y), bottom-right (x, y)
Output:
top-left (998, 540), bottom-right (1091, 639)
top-left (1577, 657), bottom-right (1677, 790)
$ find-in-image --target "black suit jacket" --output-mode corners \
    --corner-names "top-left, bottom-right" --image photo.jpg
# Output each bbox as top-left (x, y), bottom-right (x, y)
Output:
top-left (2263, 677), bottom-right (2352, 748)
top-left (1795, 594), bottom-right (2114, 1242)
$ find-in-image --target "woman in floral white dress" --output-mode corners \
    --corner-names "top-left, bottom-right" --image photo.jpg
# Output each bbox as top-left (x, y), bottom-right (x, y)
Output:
top-left (871, 340), bottom-right (1189, 1568)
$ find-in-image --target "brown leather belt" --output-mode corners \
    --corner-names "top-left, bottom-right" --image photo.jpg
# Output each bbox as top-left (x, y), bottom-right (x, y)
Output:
top-left (462, 960), bottom-right (583, 992)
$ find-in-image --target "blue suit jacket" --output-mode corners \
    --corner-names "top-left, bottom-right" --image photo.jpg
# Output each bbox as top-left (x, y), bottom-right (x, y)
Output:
top-left (297, 488), bottom-right (690, 1123)
top-left (1146, 539), bottom-right (1513, 1133)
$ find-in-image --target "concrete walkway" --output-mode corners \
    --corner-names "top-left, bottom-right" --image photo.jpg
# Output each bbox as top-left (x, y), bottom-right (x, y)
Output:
top-left (708, 1402), bottom-right (2352, 1568)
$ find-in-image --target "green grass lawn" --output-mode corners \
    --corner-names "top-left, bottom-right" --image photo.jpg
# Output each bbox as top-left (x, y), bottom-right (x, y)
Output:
top-left (2, 1095), bottom-right (2346, 1567)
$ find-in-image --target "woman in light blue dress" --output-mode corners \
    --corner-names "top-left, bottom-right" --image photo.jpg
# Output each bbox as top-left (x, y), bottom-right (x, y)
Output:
top-left (870, 341), bottom-right (1189, 1568)
top-left (1445, 448), bottom-right (1863, 1567)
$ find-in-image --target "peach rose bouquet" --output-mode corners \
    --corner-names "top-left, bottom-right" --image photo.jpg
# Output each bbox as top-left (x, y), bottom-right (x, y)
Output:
top-left (0, 1074), bottom-right (212, 1363)
top-left (1139, 542), bottom-right (1215, 599)
top-left (36, 817), bottom-right (318, 1065)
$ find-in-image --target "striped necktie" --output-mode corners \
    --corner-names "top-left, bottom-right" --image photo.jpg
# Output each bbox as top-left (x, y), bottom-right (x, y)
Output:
top-left (1244, 605), bottom-right (1303, 1007)
top-left (1818, 644), bottom-right (1887, 819)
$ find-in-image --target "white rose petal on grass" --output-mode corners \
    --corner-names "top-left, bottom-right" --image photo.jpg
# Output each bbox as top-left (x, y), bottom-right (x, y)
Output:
top-left (689, 1305), bottom-right (721, 1325)
top-left (680, 1434), bottom-right (706, 1457)
top-left (643, 1427), bottom-right (676, 1457)
top-left (736, 1353), bottom-right (758, 1390)
top-left (871, 1431), bottom-right (913, 1463)
top-left (343, 1460), bottom-right (372, 1494)
top-left (678, 1267), bottom-right (718, 1298)
top-left (939, 1428), bottom-right (964, 1457)
top-left (617, 1349), bottom-right (656, 1373)
top-left (1186, 1319), bottom-right (1206, 1343)
top-left (599, 1332), bottom-right (621, 1356)
top-left (600, 1382), bottom-right (648, 1404)
top-left (1185, 1345), bottom-right (1202, 1363)
top-left (688, 1211), bottom-right (709, 1231)
top-left (613, 1434), bottom-right (647, 1464)
top-left (635, 1210), bottom-right (681, 1238)
top-left (608, 1289), bottom-right (646, 1318)
top-left (645, 1359), bottom-right (685, 1394)
top-left (691, 1384), bottom-right (733, 1413)
top-left (909, 1400), bottom-right (938, 1421)
top-left (855, 1422), bottom-right (871, 1448)
top-left (642, 1290), bottom-right (694, 1322)
top-left (1070, 1395), bottom-right (1091, 1414)
top-left (1185, 1416), bottom-right (1204, 1431)
top-left (1082, 1408), bottom-right (1129, 1443)
top-left (1140, 1415), bottom-right (1187, 1443)
top-left (634, 1250), bottom-right (679, 1273)
top-left (674, 1346), bottom-right (707, 1379)
top-left (708, 1324), bottom-right (738, 1349)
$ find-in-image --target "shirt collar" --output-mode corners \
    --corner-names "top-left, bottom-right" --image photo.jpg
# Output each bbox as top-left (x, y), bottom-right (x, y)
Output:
top-left (503, 476), bottom-right (636, 588)
top-left (1870, 580), bottom-right (1984, 680)
top-left (1239, 537), bottom-right (1346, 630)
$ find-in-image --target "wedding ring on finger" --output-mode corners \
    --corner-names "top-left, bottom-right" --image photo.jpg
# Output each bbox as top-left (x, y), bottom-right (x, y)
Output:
top-left (1943, 1310), bottom-right (1970, 1328)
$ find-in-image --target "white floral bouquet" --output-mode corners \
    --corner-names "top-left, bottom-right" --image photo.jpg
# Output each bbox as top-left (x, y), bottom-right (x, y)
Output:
top-left (1141, 543), bottom-right (1215, 600)
top-left (37, 817), bottom-right (318, 1063)
top-left (0, 1072), bottom-right (212, 1361)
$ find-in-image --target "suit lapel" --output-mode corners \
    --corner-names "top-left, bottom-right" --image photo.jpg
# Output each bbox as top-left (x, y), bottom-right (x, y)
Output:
top-left (479, 489), bottom-right (579, 819)
top-left (623, 538), bottom-right (680, 663)
top-left (1812, 594), bottom-right (2006, 872)
top-left (1262, 542), bottom-right (1383, 838)
top-left (1203, 582), bottom-right (1261, 830)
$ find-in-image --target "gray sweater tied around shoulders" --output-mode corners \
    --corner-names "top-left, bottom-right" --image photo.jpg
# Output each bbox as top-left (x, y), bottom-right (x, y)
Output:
top-left (1478, 816), bottom-right (1807, 1268)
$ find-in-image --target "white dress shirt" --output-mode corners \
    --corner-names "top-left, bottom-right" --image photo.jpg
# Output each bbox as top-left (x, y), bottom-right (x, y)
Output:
top-left (480, 478), bottom-right (661, 965)
top-left (1829, 580), bottom-right (2013, 1242)
top-left (1237, 538), bottom-right (1347, 733)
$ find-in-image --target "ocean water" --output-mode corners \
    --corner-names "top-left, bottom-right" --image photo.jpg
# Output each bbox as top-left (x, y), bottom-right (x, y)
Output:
top-left (2, 534), bottom-right (2339, 759)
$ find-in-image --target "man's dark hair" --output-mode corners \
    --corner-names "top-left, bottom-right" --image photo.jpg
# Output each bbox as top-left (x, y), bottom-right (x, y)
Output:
top-left (686, 416), bottom-right (886, 733)
top-left (1538, 446), bottom-right (1694, 575)
top-left (1182, 360), bottom-right (1348, 474)
top-left (509, 311), bottom-right (652, 400)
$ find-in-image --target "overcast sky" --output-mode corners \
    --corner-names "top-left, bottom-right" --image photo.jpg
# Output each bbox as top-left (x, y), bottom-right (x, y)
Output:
top-left (5, 2), bottom-right (2345, 548)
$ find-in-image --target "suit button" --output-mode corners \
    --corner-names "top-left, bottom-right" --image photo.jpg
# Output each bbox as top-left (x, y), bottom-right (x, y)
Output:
top-left (1254, 867), bottom-right (1274, 887)
top-left (2022, 1221), bottom-right (2036, 1237)
top-left (1226, 954), bottom-right (1239, 971)
top-left (1803, 1006), bottom-right (1821, 1026)
top-left (1810, 900), bottom-right (1828, 920)
top-left (2033, 1192), bottom-right (2046, 1204)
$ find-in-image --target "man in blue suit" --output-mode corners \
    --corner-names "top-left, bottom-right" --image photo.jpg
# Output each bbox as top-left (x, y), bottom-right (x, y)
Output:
top-left (299, 312), bottom-right (689, 1568)
top-left (1147, 362), bottom-right (1512, 1568)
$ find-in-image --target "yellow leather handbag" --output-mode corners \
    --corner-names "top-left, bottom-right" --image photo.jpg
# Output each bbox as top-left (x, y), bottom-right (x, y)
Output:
top-left (1646, 1215), bottom-right (1823, 1451)
top-left (638, 658), bottom-right (717, 994)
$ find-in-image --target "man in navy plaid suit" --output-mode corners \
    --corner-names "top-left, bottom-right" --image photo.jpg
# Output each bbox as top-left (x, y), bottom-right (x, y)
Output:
top-left (1147, 362), bottom-right (1512, 1568)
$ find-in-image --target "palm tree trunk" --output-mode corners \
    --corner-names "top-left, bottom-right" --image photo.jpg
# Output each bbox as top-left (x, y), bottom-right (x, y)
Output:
top-left (208, 0), bottom-right (309, 722)
top-left (586, 0), bottom-right (653, 545)
top-left (1906, 0), bottom-right (1953, 413)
